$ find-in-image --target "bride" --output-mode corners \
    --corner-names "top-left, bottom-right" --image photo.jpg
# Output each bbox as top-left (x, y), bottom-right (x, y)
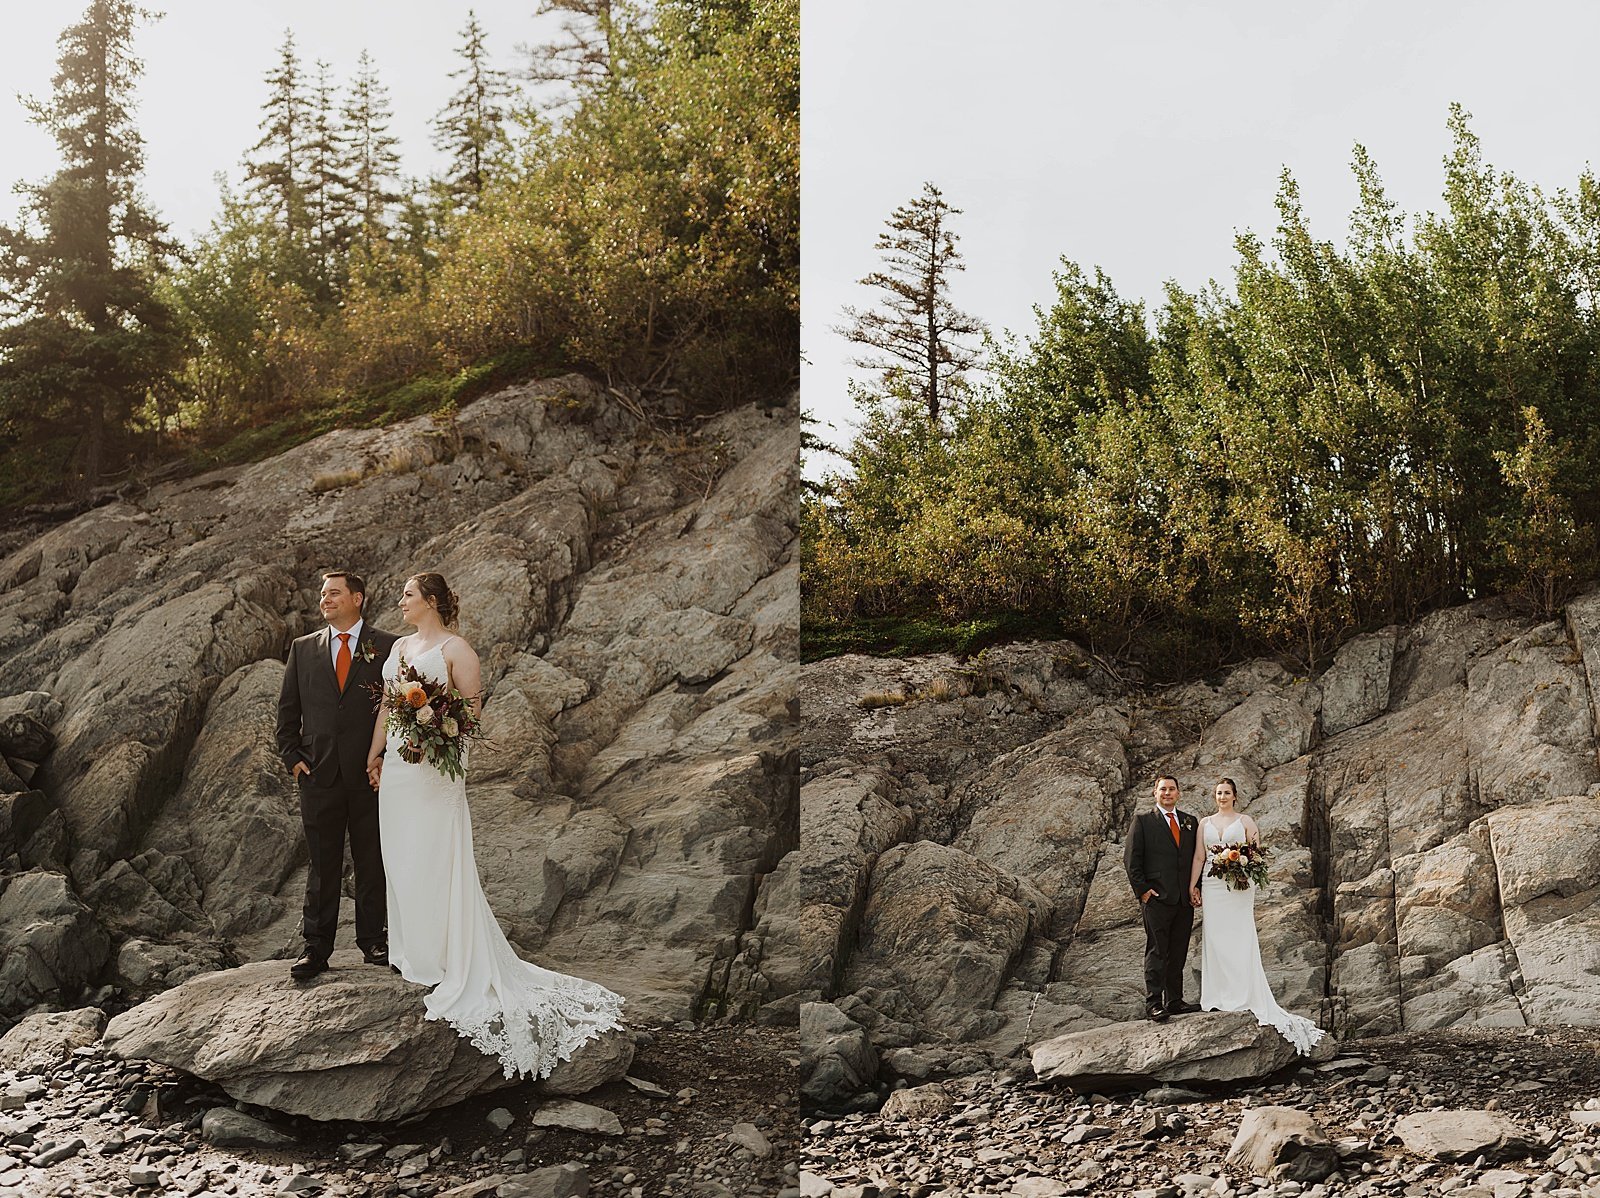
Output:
top-left (366, 571), bottom-right (624, 1078)
top-left (1188, 777), bottom-right (1323, 1055)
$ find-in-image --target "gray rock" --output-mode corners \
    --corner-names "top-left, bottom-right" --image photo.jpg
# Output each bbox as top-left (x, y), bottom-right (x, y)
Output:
top-left (535, 1028), bottom-right (634, 1097)
top-left (799, 587), bottom-right (1600, 1051)
top-left (879, 1082), bottom-right (954, 1121)
top-left (200, 1107), bottom-right (294, 1148)
top-left (1011, 1179), bottom-right (1076, 1197)
top-left (0, 870), bottom-right (110, 1016)
top-left (487, 1107), bottom-right (514, 1133)
top-left (0, 1007), bottom-right (105, 1073)
top-left (799, 1002), bottom-right (877, 1111)
top-left (0, 789), bottom-right (63, 868)
top-left (528, 1100), bottom-right (623, 1136)
top-left (841, 840), bottom-right (1045, 1032)
top-left (494, 1164), bottom-right (591, 1198)
top-left (112, 936), bottom-right (230, 1000)
top-left (102, 952), bottom-right (631, 1120)
top-left (0, 711), bottom-right (52, 762)
top-left (1319, 629), bottom-right (1395, 736)
top-left (1392, 1108), bottom-right (1538, 1162)
top-left (725, 1121), bottom-right (773, 1157)
top-left (1226, 1105), bottom-right (1337, 1182)
top-left (32, 1136), bottom-right (83, 1165)
top-left (1032, 1011), bottom-right (1332, 1090)
top-left (0, 381), bottom-right (797, 1030)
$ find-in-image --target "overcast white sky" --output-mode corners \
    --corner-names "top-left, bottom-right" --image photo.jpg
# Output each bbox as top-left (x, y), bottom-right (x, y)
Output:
top-left (802, 0), bottom-right (1600, 476)
top-left (0, 2), bottom-right (550, 239)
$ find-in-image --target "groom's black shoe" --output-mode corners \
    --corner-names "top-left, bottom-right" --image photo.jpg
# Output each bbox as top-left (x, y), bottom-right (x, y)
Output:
top-left (290, 952), bottom-right (329, 981)
top-left (1167, 1000), bottom-right (1200, 1015)
top-left (361, 943), bottom-right (389, 967)
top-left (1146, 1005), bottom-right (1169, 1022)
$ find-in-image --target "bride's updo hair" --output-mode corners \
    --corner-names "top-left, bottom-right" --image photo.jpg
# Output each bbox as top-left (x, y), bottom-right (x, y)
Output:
top-left (1216, 777), bottom-right (1239, 801)
top-left (409, 572), bottom-right (460, 626)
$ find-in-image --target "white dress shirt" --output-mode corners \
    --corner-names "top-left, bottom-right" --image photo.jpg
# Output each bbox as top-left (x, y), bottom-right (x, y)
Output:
top-left (329, 618), bottom-right (365, 669)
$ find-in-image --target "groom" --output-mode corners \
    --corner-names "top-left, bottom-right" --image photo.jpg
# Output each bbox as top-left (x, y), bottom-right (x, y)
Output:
top-left (274, 571), bottom-right (398, 981)
top-left (1124, 775), bottom-right (1200, 1022)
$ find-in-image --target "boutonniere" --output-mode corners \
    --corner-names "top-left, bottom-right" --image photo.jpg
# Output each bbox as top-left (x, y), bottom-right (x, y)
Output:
top-left (353, 637), bottom-right (379, 664)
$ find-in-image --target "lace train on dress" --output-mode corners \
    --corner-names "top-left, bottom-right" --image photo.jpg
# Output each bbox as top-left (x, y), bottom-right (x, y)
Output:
top-left (379, 642), bottom-right (624, 1078)
top-left (1200, 816), bottom-right (1324, 1056)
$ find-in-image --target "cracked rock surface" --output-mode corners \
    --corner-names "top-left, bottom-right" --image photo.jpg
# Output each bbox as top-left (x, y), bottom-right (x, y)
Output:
top-left (801, 593), bottom-right (1600, 1107)
top-left (0, 376), bottom-right (799, 1030)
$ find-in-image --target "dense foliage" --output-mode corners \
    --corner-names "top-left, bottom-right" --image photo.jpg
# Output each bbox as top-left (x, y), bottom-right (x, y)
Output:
top-left (805, 109), bottom-right (1600, 671)
top-left (0, 0), bottom-right (797, 508)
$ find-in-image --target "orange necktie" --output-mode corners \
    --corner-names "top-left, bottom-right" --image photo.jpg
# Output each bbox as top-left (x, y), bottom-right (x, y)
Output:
top-left (1166, 811), bottom-right (1180, 845)
top-left (335, 633), bottom-right (352, 691)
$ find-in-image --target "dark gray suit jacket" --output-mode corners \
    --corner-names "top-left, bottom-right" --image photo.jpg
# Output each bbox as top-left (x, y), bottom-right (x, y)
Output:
top-left (275, 625), bottom-right (399, 788)
top-left (1124, 807), bottom-right (1199, 907)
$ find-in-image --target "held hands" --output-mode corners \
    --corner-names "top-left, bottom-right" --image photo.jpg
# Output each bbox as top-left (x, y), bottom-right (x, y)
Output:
top-left (1190, 886), bottom-right (1202, 907)
top-left (366, 754), bottom-right (383, 788)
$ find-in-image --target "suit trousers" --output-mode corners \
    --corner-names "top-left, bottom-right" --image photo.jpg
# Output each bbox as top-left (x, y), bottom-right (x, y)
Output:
top-left (1141, 896), bottom-right (1193, 1008)
top-left (298, 770), bottom-right (386, 956)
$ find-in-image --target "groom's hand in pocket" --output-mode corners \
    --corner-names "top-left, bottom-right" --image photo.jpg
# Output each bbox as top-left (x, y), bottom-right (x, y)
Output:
top-left (292, 761), bottom-right (310, 781)
top-left (1141, 888), bottom-right (1158, 904)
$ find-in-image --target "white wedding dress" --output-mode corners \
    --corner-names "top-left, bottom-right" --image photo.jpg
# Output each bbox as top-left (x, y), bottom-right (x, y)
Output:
top-left (1200, 815), bottom-right (1324, 1055)
top-left (379, 640), bottom-right (625, 1078)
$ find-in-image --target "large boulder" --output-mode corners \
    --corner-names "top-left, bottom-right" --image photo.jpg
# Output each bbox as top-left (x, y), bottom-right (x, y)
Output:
top-left (0, 1007), bottom-right (106, 1073)
top-left (141, 660), bottom-right (306, 947)
top-left (952, 721), bottom-right (1129, 924)
top-left (842, 840), bottom-right (1045, 1034)
top-left (0, 870), bottom-right (110, 1015)
top-left (1226, 1105), bottom-right (1338, 1182)
top-left (1317, 629), bottom-right (1395, 736)
top-left (799, 1001), bottom-right (877, 1112)
top-left (1031, 1012), bottom-right (1333, 1090)
top-left (102, 953), bottom-right (630, 1121)
top-left (1487, 795), bottom-right (1600, 1025)
top-left (1391, 1109), bottom-right (1538, 1162)
top-left (798, 768), bottom-right (914, 998)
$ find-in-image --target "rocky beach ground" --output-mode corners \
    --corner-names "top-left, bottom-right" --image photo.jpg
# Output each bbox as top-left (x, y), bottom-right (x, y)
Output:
top-left (0, 1021), bottom-right (799, 1198)
top-left (801, 1025), bottom-right (1600, 1198)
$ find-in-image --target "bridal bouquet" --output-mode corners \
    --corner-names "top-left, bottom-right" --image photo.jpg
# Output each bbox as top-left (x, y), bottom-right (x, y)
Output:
top-left (1206, 841), bottom-right (1270, 891)
top-left (372, 659), bottom-right (484, 781)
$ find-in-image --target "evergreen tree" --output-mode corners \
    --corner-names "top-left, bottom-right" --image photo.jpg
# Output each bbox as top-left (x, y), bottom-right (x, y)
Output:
top-left (303, 59), bottom-right (353, 299)
top-left (244, 31), bottom-right (306, 239)
top-left (0, 0), bottom-right (180, 491)
top-left (341, 50), bottom-right (402, 247)
top-left (836, 182), bottom-right (984, 423)
top-left (523, 0), bottom-right (626, 99)
top-left (432, 11), bottom-right (511, 204)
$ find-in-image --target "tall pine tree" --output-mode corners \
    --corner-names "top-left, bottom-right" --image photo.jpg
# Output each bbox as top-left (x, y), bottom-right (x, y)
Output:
top-left (0, 0), bottom-right (180, 491)
top-left (342, 51), bottom-right (402, 248)
top-left (432, 11), bottom-right (511, 204)
top-left (244, 31), bottom-right (306, 241)
top-left (836, 182), bottom-right (984, 423)
top-left (303, 59), bottom-right (353, 299)
top-left (523, 0), bottom-right (626, 100)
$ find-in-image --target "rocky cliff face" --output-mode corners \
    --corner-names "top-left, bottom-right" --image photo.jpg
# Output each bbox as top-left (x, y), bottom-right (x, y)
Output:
top-left (799, 593), bottom-right (1600, 1087)
top-left (0, 375), bottom-right (798, 1026)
